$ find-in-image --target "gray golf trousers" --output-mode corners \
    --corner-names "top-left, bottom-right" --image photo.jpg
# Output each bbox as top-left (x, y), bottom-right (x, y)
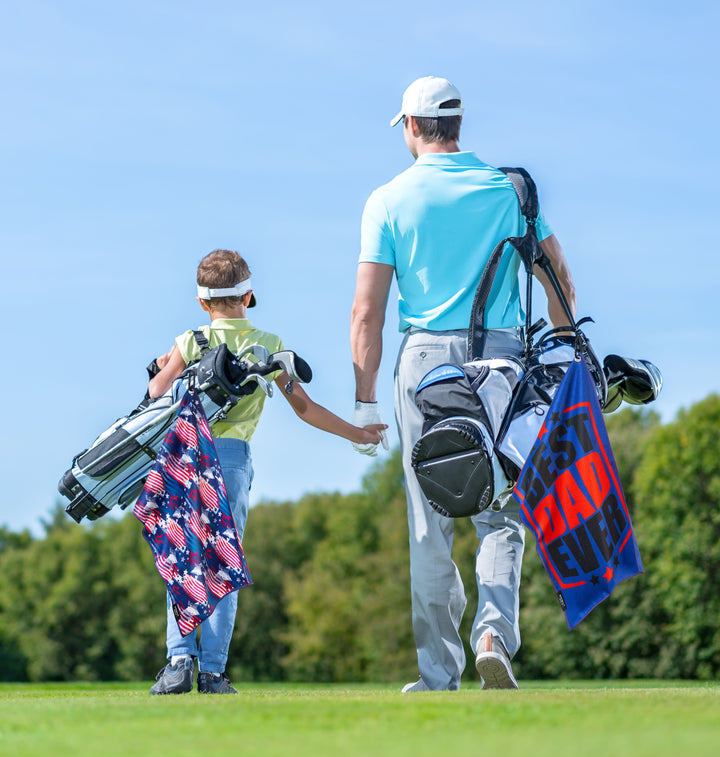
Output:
top-left (394, 327), bottom-right (526, 690)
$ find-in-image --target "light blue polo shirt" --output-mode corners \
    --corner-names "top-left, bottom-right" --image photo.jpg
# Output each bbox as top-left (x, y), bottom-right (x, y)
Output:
top-left (359, 152), bottom-right (552, 332)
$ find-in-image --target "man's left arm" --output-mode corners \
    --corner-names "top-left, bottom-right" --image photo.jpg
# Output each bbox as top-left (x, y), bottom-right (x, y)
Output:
top-left (350, 261), bottom-right (394, 454)
top-left (351, 261), bottom-right (394, 401)
top-left (535, 234), bottom-right (576, 329)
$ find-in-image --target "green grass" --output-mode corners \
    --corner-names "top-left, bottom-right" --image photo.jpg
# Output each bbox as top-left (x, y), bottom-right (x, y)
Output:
top-left (1, 681), bottom-right (718, 757)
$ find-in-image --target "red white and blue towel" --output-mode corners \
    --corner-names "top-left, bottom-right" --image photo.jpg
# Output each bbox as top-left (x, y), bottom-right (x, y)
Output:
top-left (134, 390), bottom-right (252, 636)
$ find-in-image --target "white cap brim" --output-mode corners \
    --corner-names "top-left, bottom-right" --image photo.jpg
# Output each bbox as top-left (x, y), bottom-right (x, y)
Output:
top-left (391, 106), bottom-right (464, 127)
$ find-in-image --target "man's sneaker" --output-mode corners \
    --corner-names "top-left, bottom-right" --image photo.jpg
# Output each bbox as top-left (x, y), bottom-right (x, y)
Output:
top-left (150, 658), bottom-right (194, 695)
top-left (198, 671), bottom-right (238, 694)
top-left (401, 678), bottom-right (430, 693)
top-left (475, 633), bottom-right (518, 690)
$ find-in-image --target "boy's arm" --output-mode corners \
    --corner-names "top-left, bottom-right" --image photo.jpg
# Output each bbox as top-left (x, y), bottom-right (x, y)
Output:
top-left (275, 372), bottom-right (387, 445)
top-left (148, 345), bottom-right (188, 398)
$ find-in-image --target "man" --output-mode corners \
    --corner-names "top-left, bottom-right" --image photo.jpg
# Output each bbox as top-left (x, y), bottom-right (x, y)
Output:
top-left (350, 76), bottom-right (576, 691)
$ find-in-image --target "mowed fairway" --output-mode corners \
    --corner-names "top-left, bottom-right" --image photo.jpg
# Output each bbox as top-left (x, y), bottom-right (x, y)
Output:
top-left (1, 681), bottom-right (718, 757)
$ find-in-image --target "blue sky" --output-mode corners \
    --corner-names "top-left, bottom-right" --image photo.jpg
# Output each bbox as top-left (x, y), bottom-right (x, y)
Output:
top-left (1, 1), bottom-right (718, 535)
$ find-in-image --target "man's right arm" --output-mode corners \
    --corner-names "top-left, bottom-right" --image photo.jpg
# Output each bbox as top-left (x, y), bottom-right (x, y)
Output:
top-left (350, 262), bottom-right (394, 402)
top-left (535, 234), bottom-right (576, 329)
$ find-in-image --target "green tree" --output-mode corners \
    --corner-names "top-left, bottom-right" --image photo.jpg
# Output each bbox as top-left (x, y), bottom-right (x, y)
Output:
top-left (0, 506), bottom-right (167, 682)
top-left (280, 451), bottom-right (416, 682)
top-left (0, 507), bottom-right (118, 680)
top-left (632, 394), bottom-right (720, 678)
top-left (0, 525), bottom-right (33, 680)
top-left (99, 513), bottom-right (167, 680)
top-left (228, 500), bottom-right (300, 682)
top-left (604, 407), bottom-right (661, 509)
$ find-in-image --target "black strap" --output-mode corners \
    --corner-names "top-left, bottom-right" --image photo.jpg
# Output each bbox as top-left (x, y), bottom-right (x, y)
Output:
top-left (467, 167), bottom-right (542, 361)
top-left (466, 237), bottom-right (511, 360)
top-left (467, 167), bottom-right (580, 362)
top-left (500, 166), bottom-right (538, 222)
top-left (193, 329), bottom-right (211, 354)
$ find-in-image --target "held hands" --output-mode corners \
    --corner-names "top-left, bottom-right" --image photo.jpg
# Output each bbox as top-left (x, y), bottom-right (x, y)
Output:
top-left (352, 401), bottom-right (390, 456)
top-left (356, 423), bottom-right (389, 447)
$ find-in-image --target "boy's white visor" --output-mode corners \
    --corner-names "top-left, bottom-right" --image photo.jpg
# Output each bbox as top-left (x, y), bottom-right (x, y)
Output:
top-left (197, 278), bottom-right (256, 306)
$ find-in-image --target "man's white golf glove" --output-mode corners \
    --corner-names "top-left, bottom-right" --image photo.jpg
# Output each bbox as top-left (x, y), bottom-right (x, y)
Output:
top-left (352, 401), bottom-right (390, 456)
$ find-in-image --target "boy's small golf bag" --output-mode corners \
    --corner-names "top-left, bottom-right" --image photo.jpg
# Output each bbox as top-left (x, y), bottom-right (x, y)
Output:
top-left (411, 168), bottom-right (661, 519)
top-left (59, 336), bottom-right (311, 523)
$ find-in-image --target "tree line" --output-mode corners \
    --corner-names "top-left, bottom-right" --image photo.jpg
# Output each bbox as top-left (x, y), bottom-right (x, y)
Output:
top-left (1, 396), bottom-right (719, 683)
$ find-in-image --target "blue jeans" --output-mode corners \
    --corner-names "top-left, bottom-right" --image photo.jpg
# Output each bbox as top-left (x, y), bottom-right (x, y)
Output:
top-left (164, 437), bottom-right (253, 673)
top-left (394, 328), bottom-right (526, 690)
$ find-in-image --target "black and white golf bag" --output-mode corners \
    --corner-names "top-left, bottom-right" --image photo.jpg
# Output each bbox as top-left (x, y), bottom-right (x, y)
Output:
top-left (59, 337), bottom-right (312, 523)
top-left (411, 168), bottom-right (660, 519)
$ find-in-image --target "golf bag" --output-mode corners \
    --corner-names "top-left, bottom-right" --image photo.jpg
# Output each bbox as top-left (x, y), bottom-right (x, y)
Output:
top-left (411, 168), bottom-right (661, 519)
top-left (59, 335), bottom-right (312, 523)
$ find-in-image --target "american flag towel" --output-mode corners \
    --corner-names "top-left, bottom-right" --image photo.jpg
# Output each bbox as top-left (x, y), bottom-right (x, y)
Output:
top-left (134, 389), bottom-right (252, 636)
top-left (512, 355), bottom-right (642, 629)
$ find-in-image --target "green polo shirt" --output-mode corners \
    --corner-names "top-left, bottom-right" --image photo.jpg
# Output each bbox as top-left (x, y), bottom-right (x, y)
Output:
top-left (176, 318), bottom-right (284, 441)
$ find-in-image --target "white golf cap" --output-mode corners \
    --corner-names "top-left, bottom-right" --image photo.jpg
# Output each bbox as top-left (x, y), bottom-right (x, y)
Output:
top-left (390, 76), bottom-right (464, 127)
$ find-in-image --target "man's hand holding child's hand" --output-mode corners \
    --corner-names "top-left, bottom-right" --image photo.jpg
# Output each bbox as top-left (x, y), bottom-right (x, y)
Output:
top-left (352, 401), bottom-right (390, 456)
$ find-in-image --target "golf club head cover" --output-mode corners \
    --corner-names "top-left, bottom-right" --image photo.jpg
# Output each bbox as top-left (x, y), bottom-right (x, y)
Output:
top-left (603, 354), bottom-right (663, 409)
top-left (196, 343), bottom-right (259, 404)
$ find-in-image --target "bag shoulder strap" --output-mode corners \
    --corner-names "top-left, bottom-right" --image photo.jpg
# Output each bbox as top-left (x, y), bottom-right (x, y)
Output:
top-left (499, 166), bottom-right (538, 223)
top-left (467, 167), bottom-right (541, 360)
top-left (192, 329), bottom-right (211, 354)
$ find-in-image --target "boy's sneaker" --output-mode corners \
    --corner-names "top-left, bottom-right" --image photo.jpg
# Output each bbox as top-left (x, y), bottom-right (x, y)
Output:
top-left (401, 678), bottom-right (430, 693)
top-left (475, 633), bottom-right (518, 690)
top-left (150, 658), bottom-right (194, 695)
top-left (198, 671), bottom-right (238, 694)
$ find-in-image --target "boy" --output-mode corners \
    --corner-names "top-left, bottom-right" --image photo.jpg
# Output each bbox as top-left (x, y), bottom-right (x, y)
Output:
top-left (147, 249), bottom-right (386, 695)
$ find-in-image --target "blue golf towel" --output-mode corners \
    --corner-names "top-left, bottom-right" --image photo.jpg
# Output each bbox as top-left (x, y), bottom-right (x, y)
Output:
top-left (512, 355), bottom-right (643, 629)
